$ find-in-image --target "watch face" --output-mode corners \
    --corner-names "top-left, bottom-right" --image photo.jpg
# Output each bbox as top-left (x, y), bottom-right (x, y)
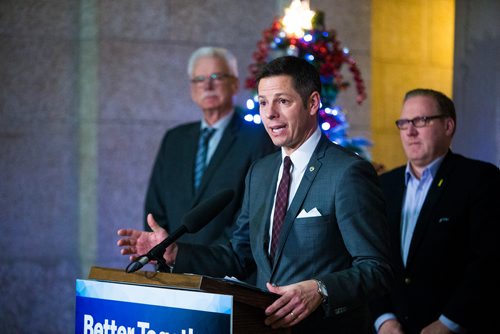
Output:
top-left (316, 280), bottom-right (328, 300)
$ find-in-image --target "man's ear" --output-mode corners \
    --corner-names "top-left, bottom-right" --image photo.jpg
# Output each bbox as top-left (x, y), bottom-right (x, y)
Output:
top-left (308, 91), bottom-right (321, 115)
top-left (231, 77), bottom-right (240, 94)
top-left (445, 117), bottom-right (455, 136)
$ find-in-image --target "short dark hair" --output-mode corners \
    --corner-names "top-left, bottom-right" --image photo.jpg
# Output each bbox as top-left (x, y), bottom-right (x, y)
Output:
top-left (404, 88), bottom-right (456, 128)
top-left (256, 56), bottom-right (322, 107)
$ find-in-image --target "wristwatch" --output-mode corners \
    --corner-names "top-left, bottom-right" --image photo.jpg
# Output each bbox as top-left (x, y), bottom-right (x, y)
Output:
top-left (314, 279), bottom-right (328, 303)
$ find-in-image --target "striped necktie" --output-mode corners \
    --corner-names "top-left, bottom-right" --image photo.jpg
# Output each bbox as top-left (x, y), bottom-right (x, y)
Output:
top-left (270, 156), bottom-right (292, 261)
top-left (194, 127), bottom-right (216, 190)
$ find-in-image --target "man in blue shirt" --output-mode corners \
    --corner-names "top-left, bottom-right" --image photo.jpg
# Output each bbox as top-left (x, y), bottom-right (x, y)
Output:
top-left (370, 88), bottom-right (499, 334)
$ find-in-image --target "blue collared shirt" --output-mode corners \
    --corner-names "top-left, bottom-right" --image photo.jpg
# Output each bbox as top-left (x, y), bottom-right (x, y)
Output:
top-left (200, 110), bottom-right (234, 164)
top-left (400, 156), bottom-right (444, 266)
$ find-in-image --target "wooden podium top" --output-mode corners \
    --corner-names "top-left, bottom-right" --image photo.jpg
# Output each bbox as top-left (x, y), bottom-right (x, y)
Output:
top-left (88, 266), bottom-right (278, 310)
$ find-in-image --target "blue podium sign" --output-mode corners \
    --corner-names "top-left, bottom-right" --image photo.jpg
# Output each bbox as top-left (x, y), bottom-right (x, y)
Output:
top-left (75, 279), bottom-right (232, 334)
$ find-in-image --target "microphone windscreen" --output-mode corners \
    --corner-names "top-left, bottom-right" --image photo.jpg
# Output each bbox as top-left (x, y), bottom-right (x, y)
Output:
top-left (183, 189), bottom-right (235, 233)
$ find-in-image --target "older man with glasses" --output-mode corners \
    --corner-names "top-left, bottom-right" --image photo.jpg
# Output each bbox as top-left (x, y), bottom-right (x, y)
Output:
top-left (136, 47), bottom-right (275, 265)
top-left (370, 88), bottom-right (499, 334)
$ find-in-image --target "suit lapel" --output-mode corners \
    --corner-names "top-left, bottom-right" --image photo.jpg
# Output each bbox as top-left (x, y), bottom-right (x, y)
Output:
top-left (191, 114), bottom-right (240, 205)
top-left (184, 123), bottom-right (202, 198)
top-left (406, 151), bottom-right (455, 267)
top-left (386, 169), bottom-right (406, 268)
top-left (271, 137), bottom-right (327, 272)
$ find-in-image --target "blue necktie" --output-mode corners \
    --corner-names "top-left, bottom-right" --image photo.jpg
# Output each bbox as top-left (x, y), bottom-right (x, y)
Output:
top-left (194, 127), bottom-right (216, 190)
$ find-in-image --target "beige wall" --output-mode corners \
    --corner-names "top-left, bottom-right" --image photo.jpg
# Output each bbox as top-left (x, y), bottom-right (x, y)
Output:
top-left (371, 0), bottom-right (455, 170)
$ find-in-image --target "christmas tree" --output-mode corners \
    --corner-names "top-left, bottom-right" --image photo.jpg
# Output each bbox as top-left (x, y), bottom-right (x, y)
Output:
top-left (239, 0), bottom-right (373, 159)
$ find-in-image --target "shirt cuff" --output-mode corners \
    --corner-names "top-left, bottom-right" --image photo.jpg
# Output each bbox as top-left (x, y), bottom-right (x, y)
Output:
top-left (439, 314), bottom-right (467, 334)
top-left (374, 313), bottom-right (397, 332)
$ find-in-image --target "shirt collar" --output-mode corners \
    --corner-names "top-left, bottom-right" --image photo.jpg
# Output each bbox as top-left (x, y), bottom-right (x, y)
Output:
top-left (405, 154), bottom-right (446, 185)
top-left (282, 126), bottom-right (322, 166)
top-left (200, 110), bottom-right (234, 131)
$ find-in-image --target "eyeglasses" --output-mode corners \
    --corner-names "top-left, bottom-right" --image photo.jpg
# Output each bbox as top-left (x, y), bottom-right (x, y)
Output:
top-left (395, 115), bottom-right (448, 130)
top-left (190, 73), bottom-right (234, 85)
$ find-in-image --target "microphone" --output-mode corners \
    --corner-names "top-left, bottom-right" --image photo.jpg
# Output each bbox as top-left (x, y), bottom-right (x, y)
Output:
top-left (126, 188), bottom-right (235, 273)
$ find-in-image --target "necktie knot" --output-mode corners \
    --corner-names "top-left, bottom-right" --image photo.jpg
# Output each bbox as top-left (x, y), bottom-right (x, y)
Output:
top-left (283, 155), bottom-right (292, 172)
top-left (200, 127), bottom-right (215, 143)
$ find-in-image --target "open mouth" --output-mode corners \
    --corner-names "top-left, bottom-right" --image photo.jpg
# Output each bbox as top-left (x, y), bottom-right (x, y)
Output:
top-left (270, 125), bottom-right (287, 134)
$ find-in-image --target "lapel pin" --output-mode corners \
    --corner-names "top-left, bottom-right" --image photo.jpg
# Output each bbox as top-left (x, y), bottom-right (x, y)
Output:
top-left (309, 166), bottom-right (315, 172)
top-left (437, 179), bottom-right (443, 187)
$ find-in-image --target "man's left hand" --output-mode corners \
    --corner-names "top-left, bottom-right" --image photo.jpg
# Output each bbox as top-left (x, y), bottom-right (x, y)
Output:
top-left (264, 280), bottom-right (323, 328)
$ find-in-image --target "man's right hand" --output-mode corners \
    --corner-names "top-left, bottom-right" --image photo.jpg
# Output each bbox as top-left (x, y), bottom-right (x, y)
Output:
top-left (116, 213), bottom-right (178, 266)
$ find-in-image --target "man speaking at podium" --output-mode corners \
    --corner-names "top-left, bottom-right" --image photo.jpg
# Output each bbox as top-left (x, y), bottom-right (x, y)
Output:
top-left (118, 56), bottom-right (393, 333)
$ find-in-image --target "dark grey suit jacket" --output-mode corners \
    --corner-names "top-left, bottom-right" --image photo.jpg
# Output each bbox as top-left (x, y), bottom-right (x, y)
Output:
top-left (369, 151), bottom-right (500, 334)
top-left (144, 112), bottom-right (276, 245)
top-left (175, 135), bottom-right (393, 333)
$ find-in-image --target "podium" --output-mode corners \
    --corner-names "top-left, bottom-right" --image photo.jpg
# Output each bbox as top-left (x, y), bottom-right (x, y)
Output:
top-left (78, 266), bottom-right (289, 334)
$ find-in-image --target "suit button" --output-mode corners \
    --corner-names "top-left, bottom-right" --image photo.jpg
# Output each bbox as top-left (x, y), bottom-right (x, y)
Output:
top-left (404, 277), bottom-right (411, 285)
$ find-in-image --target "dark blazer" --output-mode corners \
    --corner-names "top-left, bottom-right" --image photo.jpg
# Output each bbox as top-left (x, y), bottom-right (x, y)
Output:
top-left (175, 135), bottom-right (393, 333)
top-left (369, 151), bottom-right (500, 334)
top-left (144, 112), bottom-right (276, 245)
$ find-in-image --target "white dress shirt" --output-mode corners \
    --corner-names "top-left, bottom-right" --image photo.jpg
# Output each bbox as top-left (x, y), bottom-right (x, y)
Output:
top-left (267, 127), bottom-right (322, 253)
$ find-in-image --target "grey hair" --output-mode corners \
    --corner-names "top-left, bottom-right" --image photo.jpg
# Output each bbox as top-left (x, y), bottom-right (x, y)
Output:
top-left (187, 46), bottom-right (238, 78)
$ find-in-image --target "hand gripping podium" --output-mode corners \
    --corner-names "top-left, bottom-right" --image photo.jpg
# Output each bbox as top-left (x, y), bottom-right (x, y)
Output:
top-left (76, 266), bottom-right (290, 334)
